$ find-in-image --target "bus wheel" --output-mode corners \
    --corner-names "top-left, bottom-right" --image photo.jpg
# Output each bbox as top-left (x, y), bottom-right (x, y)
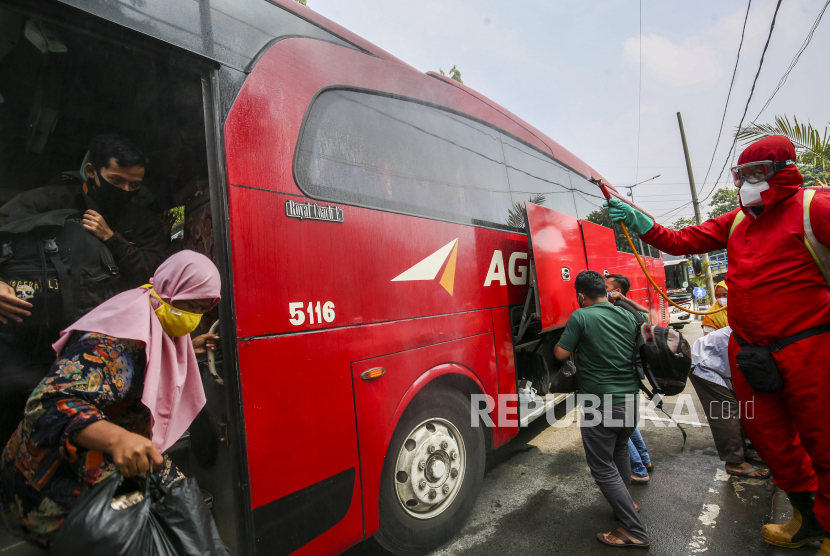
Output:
top-left (376, 387), bottom-right (485, 556)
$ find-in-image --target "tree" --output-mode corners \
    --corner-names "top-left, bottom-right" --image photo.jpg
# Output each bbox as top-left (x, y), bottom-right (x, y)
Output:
top-left (585, 208), bottom-right (612, 229)
top-left (670, 216), bottom-right (696, 230)
top-left (584, 208), bottom-right (636, 254)
top-left (800, 164), bottom-right (830, 187)
top-left (294, 0), bottom-right (307, 5)
top-left (439, 65), bottom-right (463, 84)
top-left (736, 114), bottom-right (830, 168)
top-left (708, 187), bottom-right (738, 219)
top-left (506, 194), bottom-right (545, 230)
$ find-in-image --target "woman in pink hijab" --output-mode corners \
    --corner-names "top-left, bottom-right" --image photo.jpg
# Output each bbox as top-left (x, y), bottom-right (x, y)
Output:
top-left (0, 251), bottom-right (220, 549)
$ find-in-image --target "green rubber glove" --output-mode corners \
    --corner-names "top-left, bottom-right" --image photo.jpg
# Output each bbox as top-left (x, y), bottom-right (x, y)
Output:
top-left (603, 198), bottom-right (654, 236)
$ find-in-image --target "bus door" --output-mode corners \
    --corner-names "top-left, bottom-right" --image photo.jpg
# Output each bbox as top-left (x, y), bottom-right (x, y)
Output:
top-left (524, 202), bottom-right (588, 331)
top-left (510, 202), bottom-right (587, 423)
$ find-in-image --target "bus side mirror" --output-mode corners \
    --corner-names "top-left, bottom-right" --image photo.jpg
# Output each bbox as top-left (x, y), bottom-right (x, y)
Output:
top-left (691, 255), bottom-right (703, 276)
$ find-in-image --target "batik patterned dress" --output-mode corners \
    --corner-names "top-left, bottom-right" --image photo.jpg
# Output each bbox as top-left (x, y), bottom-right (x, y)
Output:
top-left (0, 332), bottom-right (182, 549)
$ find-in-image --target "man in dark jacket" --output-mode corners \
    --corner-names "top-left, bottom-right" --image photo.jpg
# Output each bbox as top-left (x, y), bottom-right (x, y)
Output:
top-left (0, 134), bottom-right (166, 446)
top-left (0, 134), bottom-right (165, 302)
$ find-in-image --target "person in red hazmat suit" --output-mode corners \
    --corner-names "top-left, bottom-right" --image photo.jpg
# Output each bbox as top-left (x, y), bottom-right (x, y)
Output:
top-left (607, 135), bottom-right (830, 554)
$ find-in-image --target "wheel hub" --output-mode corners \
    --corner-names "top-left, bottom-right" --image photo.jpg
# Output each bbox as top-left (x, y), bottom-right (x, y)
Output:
top-left (394, 418), bottom-right (466, 519)
top-left (427, 457), bottom-right (446, 482)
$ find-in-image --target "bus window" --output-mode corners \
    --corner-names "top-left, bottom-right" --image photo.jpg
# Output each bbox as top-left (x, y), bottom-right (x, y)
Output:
top-left (500, 134), bottom-right (578, 219)
top-left (295, 89), bottom-right (513, 230)
top-left (569, 172), bottom-right (608, 221)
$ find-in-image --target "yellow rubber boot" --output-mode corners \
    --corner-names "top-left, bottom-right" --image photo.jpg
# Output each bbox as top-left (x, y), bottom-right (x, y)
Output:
top-left (762, 492), bottom-right (825, 548)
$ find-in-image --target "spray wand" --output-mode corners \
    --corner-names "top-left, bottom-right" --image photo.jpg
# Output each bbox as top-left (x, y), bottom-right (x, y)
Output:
top-left (595, 181), bottom-right (727, 316)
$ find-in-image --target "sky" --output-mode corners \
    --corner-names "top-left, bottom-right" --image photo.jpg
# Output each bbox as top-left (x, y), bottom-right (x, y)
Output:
top-left (304, 0), bottom-right (830, 226)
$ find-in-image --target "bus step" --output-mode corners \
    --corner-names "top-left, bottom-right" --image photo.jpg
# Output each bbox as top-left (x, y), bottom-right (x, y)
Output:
top-left (0, 526), bottom-right (46, 555)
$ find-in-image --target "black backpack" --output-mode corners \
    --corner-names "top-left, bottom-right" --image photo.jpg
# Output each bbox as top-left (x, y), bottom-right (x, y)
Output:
top-left (0, 206), bottom-right (120, 329)
top-left (616, 299), bottom-right (692, 398)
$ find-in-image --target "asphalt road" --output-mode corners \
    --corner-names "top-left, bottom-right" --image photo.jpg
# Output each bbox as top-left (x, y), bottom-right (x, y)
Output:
top-left (347, 323), bottom-right (785, 556)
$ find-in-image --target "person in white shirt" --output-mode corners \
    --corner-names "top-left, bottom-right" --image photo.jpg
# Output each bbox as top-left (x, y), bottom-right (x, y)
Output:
top-left (690, 326), bottom-right (770, 479)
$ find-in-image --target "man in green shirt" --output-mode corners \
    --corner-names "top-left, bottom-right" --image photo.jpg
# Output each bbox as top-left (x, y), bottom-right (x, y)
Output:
top-left (554, 270), bottom-right (649, 548)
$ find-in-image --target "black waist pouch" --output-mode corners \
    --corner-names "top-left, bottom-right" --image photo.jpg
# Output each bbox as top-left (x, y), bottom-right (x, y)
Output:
top-left (733, 341), bottom-right (784, 393)
top-left (733, 325), bottom-right (830, 393)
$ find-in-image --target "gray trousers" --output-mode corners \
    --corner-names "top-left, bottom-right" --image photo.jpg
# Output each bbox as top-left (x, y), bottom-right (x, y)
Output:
top-left (689, 374), bottom-right (746, 464)
top-left (580, 403), bottom-right (649, 543)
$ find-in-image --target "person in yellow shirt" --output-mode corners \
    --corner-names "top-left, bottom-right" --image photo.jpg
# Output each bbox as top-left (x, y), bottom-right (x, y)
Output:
top-left (701, 281), bottom-right (728, 334)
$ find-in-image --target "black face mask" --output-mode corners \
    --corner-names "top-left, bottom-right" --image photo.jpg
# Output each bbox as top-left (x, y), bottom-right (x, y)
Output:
top-left (90, 172), bottom-right (139, 214)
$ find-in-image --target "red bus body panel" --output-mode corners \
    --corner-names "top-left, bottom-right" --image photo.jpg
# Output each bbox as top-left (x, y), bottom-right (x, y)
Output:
top-left (581, 220), bottom-right (619, 277)
top-left (352, 331), bottom-right (497, 534)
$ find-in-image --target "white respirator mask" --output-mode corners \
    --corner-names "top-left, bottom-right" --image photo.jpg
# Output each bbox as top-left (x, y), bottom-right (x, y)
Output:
top-left (739, 181), bottom-right (769, 207)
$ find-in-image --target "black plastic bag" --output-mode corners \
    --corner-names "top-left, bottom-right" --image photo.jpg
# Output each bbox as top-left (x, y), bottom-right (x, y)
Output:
top-left (549, 359), bottom-right (577, 394)
top-left (52, 472), bottom-right (230, 556)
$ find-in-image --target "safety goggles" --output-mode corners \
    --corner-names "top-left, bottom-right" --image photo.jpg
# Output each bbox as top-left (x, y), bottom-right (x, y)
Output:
top-left (730, 159), bottom-right (795, 187)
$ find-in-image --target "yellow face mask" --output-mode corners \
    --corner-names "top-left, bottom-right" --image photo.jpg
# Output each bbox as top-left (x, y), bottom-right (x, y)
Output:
top-left (146, 286), bottom-right (203, 337)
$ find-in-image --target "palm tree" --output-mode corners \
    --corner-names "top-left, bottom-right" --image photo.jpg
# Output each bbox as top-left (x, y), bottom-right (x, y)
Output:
top-left (736, 115), bottom-right (830, 168)
top-left (506, 194), bottom-right (545, 230)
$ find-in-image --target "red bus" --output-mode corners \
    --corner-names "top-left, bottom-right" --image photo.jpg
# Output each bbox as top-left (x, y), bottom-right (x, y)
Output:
top-left (0, 1), bottom-right (668, 555)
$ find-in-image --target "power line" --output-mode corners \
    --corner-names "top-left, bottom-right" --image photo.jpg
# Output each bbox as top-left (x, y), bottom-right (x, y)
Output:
top-left (631, 193), bottom-right (694, 197)
top-left (635, 0), bottom-right (642, 183)
top-left (636, 200), bottom-right (693, 204)
top-left (655, 205), bottom-right (691, 218)
top-left (655, 201), bottom-right (694, 220)
top-left (614, 186), bottom-right (712, 190)
top-left (753, 0), bottom-right (830, 121)
top-left (700, 0), bottom-right (784, 205)
top-left (699, 0), bottom-right (753, 198)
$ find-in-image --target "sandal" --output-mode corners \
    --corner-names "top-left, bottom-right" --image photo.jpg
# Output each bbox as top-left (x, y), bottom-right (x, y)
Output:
top-left (596, 528), bottom-right (650, 549)
top-left (726, 465), bottom-right (771, 479)
top-left (631, 474), bottom-right (650, 484)
top-left (645, 462), bottom-right (654, 473)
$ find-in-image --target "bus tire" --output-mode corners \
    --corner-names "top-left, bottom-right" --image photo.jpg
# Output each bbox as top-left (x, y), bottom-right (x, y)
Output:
top-left (375, 386), bottom-right (485, 556)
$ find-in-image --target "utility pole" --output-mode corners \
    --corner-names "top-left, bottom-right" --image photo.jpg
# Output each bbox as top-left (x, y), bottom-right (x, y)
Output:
top-left (677, 111), bottom-right (716, 303)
